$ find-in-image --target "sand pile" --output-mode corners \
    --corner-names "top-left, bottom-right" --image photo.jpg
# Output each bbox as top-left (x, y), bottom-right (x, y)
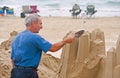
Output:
top-left (0, 50), bottom-right (11, 78)
top-left (0, 31), bottom-right (18, 78)
top-left (38, 53), bottom-right (60, 78)
top-left (0, 31), bottom-right (18, 51)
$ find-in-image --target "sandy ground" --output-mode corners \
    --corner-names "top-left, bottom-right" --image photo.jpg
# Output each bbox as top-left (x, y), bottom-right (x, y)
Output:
top-left (0, 16), bottom-right (120, 58)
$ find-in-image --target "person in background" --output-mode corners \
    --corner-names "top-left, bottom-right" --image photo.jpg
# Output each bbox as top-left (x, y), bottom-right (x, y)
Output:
top-left (2, 6), bottom-right (8, 15)
top-left (10, 14), bottom-right (75, 78)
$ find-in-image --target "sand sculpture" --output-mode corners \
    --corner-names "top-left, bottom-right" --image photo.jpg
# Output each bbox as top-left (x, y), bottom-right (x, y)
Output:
top-left (57, 29), bottom-right (120, 78)
top-left (58, 29), bottom-right (105, 78)
top-left (0, 29), bottom-right (120, 78)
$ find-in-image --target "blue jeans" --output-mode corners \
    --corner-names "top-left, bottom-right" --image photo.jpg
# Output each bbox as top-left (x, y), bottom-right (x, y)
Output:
top-left (10, 68), bottom-right (39, 78)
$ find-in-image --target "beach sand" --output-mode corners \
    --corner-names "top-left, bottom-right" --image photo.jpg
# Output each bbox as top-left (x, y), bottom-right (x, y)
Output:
top-left (0, 16), bottom-right (120, 57)
top-left (0, 16), bottom-right (120, 78)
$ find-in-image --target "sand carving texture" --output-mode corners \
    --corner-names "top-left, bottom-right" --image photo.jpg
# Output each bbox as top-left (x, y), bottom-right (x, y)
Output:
top-left (58, 29), bottom-right (105, 78)
top-left (38, 53), bottom-right (60, 78)
top-left (58, 29), bottom-right (120, 78)
top-left (0, 29), bottom-right (120, 78)
top-left (0, 50), bottom-right (12, 78)
top-left (0, 31), bottom-right (18, 51)
top-left (114, 35), bottom-right (120, 78)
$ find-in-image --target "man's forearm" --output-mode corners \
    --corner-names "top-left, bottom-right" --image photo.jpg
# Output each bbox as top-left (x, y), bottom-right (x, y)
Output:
top-left (49, 40), bottom-right (66, 52)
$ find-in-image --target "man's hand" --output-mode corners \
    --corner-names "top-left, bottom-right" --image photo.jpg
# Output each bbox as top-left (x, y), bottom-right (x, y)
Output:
top-left (63, 36), bottom-right (75, 43)
top-left (49, 36), bottom-right (75, 52)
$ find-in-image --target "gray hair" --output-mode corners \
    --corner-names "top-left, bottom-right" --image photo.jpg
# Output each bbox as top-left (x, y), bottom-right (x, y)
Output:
top-left (25, 14), bottom-right (40, 27)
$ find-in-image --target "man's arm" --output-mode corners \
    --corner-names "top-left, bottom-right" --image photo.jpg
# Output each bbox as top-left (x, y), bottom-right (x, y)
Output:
top-left (49, 36), bottom-right (75, 52)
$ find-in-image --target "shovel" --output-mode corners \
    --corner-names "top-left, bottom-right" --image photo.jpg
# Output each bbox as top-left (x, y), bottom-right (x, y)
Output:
top-left (75, 30), bottom-right (85, 38)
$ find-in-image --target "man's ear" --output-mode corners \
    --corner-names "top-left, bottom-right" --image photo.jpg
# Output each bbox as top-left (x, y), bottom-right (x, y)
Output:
top-left (31, 21), bottom-right (35, 27)
top-left (31, 21), bottom-right (34, 25)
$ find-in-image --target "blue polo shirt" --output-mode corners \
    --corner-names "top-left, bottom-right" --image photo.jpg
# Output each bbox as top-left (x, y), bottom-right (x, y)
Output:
top-left (11, 30), bottom-right (52, 68)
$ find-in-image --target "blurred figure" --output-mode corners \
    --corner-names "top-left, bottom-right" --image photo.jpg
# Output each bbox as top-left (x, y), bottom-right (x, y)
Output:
top-left (2, 6), bottom-right (8, 15)
top-left (69, 4), bottom-right (81, 19)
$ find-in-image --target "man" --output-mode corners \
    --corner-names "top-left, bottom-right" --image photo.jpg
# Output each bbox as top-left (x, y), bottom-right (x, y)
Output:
top-left (10, 14), bottom-right (75, 78)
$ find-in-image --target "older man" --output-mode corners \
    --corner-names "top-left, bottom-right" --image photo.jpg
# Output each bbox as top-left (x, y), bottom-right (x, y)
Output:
top-left (10, 14), bottom-right (75, 78)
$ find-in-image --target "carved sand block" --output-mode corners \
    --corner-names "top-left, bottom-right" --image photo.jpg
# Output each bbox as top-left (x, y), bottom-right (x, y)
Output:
top-left (58, 31), bottom-right (79, 78)
top-left (76, 31), bottom-right (90, 62)
top-left (90, 29), bottom-right (106, 56)
top-left (113, 65), bottom-right (120, 78)
top-left (75, 29), bottom-right (105, 78)
top-left (69, 32), bottom-right (91, 78)
top-left (116, 35), bottom-right (120, 65)
top-left (103, 48), bottom-right (116, 78)
top-left (113, 35), bottom-right (120, 78)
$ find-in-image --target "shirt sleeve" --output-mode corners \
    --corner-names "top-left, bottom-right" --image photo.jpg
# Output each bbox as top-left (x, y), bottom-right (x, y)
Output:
top-left (33, 34), bottom-right (52, 53)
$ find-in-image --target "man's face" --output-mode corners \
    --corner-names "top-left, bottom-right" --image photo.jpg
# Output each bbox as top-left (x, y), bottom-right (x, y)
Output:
top-left (32, 17), bottom-right (43, 33)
